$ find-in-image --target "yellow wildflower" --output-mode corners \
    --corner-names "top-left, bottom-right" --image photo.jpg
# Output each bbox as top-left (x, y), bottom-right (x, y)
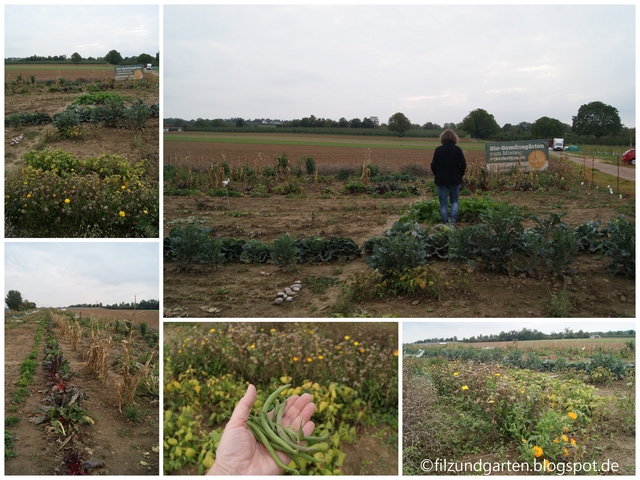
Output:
top-left (532, 446), bottom-right (543, 458)
top-left (306, 357), bottom-right (312, 363)
top-left (270, 328), bottom-right (276, 333)
top-left (119, 211), bottom-right (125, 217)
top-left (570, 438), bottom-right (576, 446)
top-left (293, 357), bottom-right (299, 362)
top-left (27, 193), bottom-right (31, 198)
top-left (210, 328), bottom-right (215, 333)
top-left (359, 348), bottom-right (365, 353)
top-left (567, 411), bottom-right (577, 420)
top-left (344, 335), bottom-right (350, 341)
top-left (393, 350), bottom-right (398, 356)
top-left (353, 341), bottom-right (359, 346)
top-left (65, 198), bottom-right (70, 204)
top-left (453, 372), bottom-right (460, 377)
top-left (563, 448), bottom-right (569, 457)
top-left (318, 355), bottom-right (324, 360)
top-left (461, 385), bottom-right (469, 391)
top-left (143, 209), bottom-right (149, 214)
top-left (561, 435), bottom-right (568, 442)
top-left (250, 344), bottom-right (255, 349)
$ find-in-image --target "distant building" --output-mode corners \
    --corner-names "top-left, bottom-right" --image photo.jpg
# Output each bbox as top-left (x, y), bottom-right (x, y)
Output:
top-left (164, 127), bottom-right (183, 132)
top-left (590, 335), bottom-right (601, 339)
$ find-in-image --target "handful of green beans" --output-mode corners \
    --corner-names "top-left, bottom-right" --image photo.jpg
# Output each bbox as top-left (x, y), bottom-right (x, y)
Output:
top-left (247, 384), bottom-right (329, 473)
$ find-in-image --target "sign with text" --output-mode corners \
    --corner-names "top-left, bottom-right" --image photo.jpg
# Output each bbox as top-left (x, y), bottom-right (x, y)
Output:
top-left (114, 64), bottom-right (144, 81)
top-left (484, 140), bottom-right (549, 172)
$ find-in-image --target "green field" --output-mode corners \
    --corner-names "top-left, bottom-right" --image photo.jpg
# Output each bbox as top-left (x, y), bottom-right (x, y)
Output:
top-left (163, 131), bottom-right (488, 151)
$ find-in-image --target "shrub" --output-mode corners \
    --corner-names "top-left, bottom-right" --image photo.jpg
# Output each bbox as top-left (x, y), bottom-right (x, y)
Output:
top-left (602, 215), bottom-right (635, 278)
top-left (366, 233), bottom-right (427, 277)
top-left (304, 156), bottom-right (316, 175)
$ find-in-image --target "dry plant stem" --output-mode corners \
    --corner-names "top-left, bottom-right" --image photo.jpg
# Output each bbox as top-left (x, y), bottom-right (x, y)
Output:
top-left (115, 327), bottom-right (155, 411)
top-left (83, 320), bottom-right (112, 382)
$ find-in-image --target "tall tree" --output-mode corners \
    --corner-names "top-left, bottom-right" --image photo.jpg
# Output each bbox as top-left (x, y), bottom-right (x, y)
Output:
top-left (572, 101), bottom-right (622, 141)
top-left (70, 52), bottom-right (82, 64)
top-left (5, 290), bottom-right (23, 310)
top-left (459, 108), bottom-right (500, 139)
top-left (387, 112), bottom-right (412, 137)
top-left (104, 49), bottom-right (123, 65)
top-left (531, 116), bottom-right (565, 138)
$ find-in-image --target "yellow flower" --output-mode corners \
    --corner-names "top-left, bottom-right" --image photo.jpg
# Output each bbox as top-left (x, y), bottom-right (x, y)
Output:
top-left (453, 372), bottom-right (460, 376)
top-left (119, 211), bottom-right (125, 217)
top-left (318, 355), bottom-right (324, 360)
top-left (520, 389), bottom-right (525, 394)
top-left (494, 373), bottom-right (500, 377)
top-left (570, 438), bottom-right (576, 446)
top-left (553, 438), bottom-right (559, 443)
top-left (178, 350), bottom-right (182, 354)
top-left (461, 385), bottom-right (469, 391)
top-left (121, 185), bottom-right (126, 189)
top-left (567, 411), bottom-right (577, 420)
top-left (393, 350), bottom-right (398, 356)
top-left (201, 341), bottom-right (205, 345)
top-left (270, 328), bottom-right (276, 333)
top-left (53, 194), bottom-right (56, 197)
top-left (563, 448), bottom-right (569, 457)
top-left (210, 328), bottom-right (215, 333)
top-left (532, 446), bottom-right (543, 458)
top-left (143, 209), bottom-right (149, 214)
top-left (306, 357), bottom-right (312, 363)
top-left (353, 341), bottom-right (359, 346)
top-left (359, 348), bottom-right (365, 353)
top-left (521, 439), bottom-right (527, 443)
top-left (344, 335), bottom-right (350, 341)
top-left (65, 198), bottom-right (70, 204)
top-left (23, 181), bottom-right (28, 185)
top-left (543, 459), bottom-right (551, 472)
top-left (26, 193), bottom-right (31, 198)
top-left (250, 344), bottom-right (255, 349)
top-left (561, 435), bottom-right (568, 442)
top-left (293, 357), bottom-right (299, 362)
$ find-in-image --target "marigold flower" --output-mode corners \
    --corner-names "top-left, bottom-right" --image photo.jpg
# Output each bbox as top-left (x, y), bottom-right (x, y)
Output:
top-left (65, 198), bottom-right (70, 204)
top-left (27, 193), bottom-right (31, 198)
top-left (393, 350), bottom-right (398, 356)
top-left (567, 411), bottom-right (577, 420)
top-left (306, 357), bottom-right (312, 363)
top-left (570, 438), bottom-right (576, 446)
top-left (250, 344), bottom-right (255, 349)
top-left (119, 211), bottom-right (126, 217)
top-left (532, 446), bottom-right (543, 458)
top-left (318, 355), bottom-right (324, 360)
top-left (270, 328), bottom-right (276, 333)
top-left (461, 385), bottom-right (469, 391)
top-left (494, 373), bottom-right (501, 377)
top-left (454, 372), bottom-right (460, 376)
top-left (210, 328), bottom-right (215, 333)
top-left (293, 357), bottom-right (299, 362)
top-left (561, 435), bottom-right (568, 442)
top-left (543, 459), bottom-right (551, 472)
top-left (344, 335), bottom-right (350, 341)
top-left (521, 439), bottom-right (527, 443)
top-left (144, 209), bottom-right (149, 214)
top-left (353, 341), bottom-right (359, 346)
top-left (553, 438), bottom-right (559, 443)
top-left (359, 348), bottom-right (365, 353)
top-left (563, 448), bottom-right (569, 457)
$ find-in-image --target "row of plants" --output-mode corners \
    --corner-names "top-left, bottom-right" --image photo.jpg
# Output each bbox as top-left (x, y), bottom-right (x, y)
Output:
top-left (405, 346), bottom-right (633, 383)
top-left (365, 207), bottom-right (635, 281)
top-left (164, 226), bottom-right (362, 270)
top-left (5, 313), bottom-right (46, 460)
top-left (164, 323), bottom-right (398, 474)
top-left (5, 148), bottom-right (159, 237)
top-left (403, 356), bottom-right (635, 475)
top-left (6, 75), bottom-right (159, 96)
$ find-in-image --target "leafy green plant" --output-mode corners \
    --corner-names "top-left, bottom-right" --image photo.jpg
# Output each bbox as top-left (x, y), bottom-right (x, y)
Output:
top-left (365, 232), bottom-right (426, 277)
top-left (270, 234), bottom-right (297, 271)
top-left (602, 215), bottom-right (635, 278)
top-left (240, 239), bottom-right (271, 264)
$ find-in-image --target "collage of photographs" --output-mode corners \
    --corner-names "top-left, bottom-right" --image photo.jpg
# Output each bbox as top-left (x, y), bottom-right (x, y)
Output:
top-left (2, 3), bottom-right (636, 477)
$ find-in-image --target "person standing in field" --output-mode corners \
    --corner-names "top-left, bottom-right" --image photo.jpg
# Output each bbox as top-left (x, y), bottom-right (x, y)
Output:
top-left (430, 129), bottom-right (467, 224)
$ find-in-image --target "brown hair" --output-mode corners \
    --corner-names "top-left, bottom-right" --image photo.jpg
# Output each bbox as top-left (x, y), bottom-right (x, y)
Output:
top-left (439, 129), bottom-right (458, 145)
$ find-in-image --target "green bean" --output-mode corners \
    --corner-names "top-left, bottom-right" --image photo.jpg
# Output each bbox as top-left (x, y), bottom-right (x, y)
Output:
top-left (246, 421), bottom-right (297, 473)
top-left (262, 384), bottom-right (290, 413)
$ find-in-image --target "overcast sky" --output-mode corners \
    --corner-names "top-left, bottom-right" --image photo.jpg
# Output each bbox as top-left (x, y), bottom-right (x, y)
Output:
top-left (164, 4), bottom-right (635, 128)
top-left (4, 5), bottom-right (159, 59)
top-left (4, 242), bottom-right (159, 308)
top-left (403, 321), bottom-right (637, 344)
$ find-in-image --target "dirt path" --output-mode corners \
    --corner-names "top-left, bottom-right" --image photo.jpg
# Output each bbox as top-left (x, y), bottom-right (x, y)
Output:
top-left (557, 152), bottom-right (635, 181)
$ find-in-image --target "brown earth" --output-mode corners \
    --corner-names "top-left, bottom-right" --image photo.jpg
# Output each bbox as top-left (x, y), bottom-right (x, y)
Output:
top-left (64, 308), bottom-right (160, 330)
top-left (163, 184), bottom-right (635, 318)
top-left (5, 315), bottom-right (159, 475)
top-left (164, 134), bottom-right (487, 175)
top-left (5, 82), bottom-right (159, 179)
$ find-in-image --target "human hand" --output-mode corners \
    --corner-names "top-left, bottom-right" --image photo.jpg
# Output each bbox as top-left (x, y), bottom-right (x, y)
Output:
top-left (207, 384), bottom-right (316, 475)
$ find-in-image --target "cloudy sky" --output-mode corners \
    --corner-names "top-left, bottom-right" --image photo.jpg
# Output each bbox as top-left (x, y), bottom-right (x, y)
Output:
top-left (4, 5), bottom-right (159, 59)
top-left (4, 242), bottom-right (159, 308)
top-left (403, 321), bottom-right (637, 344)
top-left (164, 4), bottom-right (635, 128)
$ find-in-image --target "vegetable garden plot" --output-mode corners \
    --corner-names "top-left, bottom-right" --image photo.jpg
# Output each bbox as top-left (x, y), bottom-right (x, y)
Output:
top-left (4, 310), bottom-right (160, 475)
top-left (403, 344), bottom-right (635, 475)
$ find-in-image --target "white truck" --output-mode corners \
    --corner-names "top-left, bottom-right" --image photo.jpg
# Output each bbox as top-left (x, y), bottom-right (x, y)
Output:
top-left (553, 138), bottom-right (565, 151)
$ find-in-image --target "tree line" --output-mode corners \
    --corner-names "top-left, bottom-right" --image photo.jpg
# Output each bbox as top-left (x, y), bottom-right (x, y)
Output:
top-left (412, 327), bottom-right (636, 344)
top-left (5, 50), bottom-right (159, 67)
top-left (67, 299), bottom-right (160, 310)
top-left (165, 101), bottom-right (634, 146)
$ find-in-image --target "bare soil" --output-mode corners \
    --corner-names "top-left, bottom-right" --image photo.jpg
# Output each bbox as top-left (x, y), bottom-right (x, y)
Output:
top-left (163, 181), bottom-right (635, 318)
top-left (5, 84), bottom-right (159, 179)
top-left (4, 316), bottom-right (159, 475)
top-left (66, 308), bottom-right (160, 330)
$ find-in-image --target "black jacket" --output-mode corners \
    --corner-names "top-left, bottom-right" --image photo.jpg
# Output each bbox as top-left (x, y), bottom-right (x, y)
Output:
top-left (430, 142), bottom-right (467, 187)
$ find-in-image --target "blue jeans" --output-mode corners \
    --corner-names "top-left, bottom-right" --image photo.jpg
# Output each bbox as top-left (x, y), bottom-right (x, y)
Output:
top-left (436, 185), bottom-right (460, 223)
